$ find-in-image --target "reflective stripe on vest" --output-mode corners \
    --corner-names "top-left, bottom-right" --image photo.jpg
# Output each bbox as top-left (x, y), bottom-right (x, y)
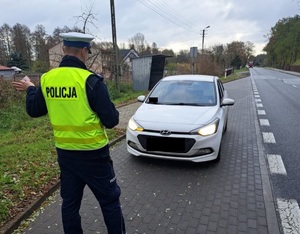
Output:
top-left (41, 67), bottom-right (109, 150)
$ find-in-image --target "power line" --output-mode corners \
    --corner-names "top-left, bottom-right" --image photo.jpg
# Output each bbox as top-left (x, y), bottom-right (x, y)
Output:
top-left (137, 0), bottom-right (195, 32)
top-left (137, 0), bottom-right (191, 30)
top-left (210, 30), bottom-right (270, 35)
top-left (151, 0), bottom-right (195, 29)
top-left (136, 1), bottom-right (271, 47)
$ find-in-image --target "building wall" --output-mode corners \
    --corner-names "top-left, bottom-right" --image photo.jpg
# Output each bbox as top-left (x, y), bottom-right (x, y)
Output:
top-left (132, 57), bottom-right (152, 91)
top-left (0, 70), bottom-right (15, 80)
top-left (49, 43), bottom-right (63, 69)
top-left (48, 42), bottom-right (103, 75)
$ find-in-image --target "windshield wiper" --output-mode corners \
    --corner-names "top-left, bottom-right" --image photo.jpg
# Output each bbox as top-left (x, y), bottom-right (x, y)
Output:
top-left (167, 103), bottom-right (206, 106)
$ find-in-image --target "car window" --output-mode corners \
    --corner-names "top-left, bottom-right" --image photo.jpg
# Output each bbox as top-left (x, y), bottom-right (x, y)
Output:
top-left (147, 80), bottom-right (217, 106)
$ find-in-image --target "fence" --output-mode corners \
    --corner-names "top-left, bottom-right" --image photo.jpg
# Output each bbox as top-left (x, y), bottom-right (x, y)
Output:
top-left (224, 67), bottom-right (234, 78)
top-left (284, 65), bottom-right (300, 73)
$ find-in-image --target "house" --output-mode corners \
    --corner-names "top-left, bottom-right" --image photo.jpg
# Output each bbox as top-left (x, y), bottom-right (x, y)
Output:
top-left (120, 48), bottom-right (139, 69)
top-left (48, 42), bottom-right (103, 74)
top-left (48, 43), bottom-right (63, 69)
top-left (119, 48), bottom-right (139, 80)
top-left (0, 65), bottom-right (15, 80)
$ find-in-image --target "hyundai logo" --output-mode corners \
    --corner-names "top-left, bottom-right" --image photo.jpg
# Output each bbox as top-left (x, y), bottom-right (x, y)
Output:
top-left (160, 130), bottom-right (171, 135)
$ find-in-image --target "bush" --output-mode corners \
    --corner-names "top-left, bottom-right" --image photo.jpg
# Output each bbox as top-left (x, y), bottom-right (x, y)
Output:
top-left (0, 79), bottom-right (24, 109)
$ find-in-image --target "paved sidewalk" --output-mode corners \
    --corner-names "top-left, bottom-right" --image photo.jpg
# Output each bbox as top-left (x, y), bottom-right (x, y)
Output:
top-left (3, 78), bottom-right (281, 233)
top-left (115, 102), bottom-right (141, 129)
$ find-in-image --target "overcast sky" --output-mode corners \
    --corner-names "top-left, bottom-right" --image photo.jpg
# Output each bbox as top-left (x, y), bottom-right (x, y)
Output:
top-left (1, 0), bottom-right (299, 55)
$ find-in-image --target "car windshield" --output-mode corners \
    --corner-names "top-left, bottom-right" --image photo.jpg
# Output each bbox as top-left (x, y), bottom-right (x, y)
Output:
top-left (146, 80), bottom-right (217, 106)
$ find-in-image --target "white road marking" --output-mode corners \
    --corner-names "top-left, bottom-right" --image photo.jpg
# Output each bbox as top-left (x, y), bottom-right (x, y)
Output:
top-left (258, 110), bottom-right (266, 115)
top-left (262, 132), bottom-right (276, 143)
top-left (277, 198), bottom-right (300, 234)
top-left (255, 99), bottom-right (262, 102)
top-left (255, 95), bottom-right (260, 98)
top-left (256, 103), bottom-right (263, 108)
top-left (267, 154), bottom-right (287, 175)
top-left (292, 85), bottom-right (297, 88)
top-left (259, 119), bottom-right (270, 126)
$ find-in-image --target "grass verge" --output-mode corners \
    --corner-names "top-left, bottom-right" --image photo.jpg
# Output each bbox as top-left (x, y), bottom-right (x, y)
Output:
top-left (220, 67), bottom-right (250, 83)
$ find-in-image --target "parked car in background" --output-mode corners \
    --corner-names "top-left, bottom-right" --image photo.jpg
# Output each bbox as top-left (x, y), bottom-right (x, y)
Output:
top-left (126, 74), bottom-right (234, 163)
top-left (248, 61), bottom-right (254, 68)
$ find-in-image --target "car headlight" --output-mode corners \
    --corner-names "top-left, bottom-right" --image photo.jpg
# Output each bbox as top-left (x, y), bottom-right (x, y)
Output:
top-left (197, 118), bottom-right (220, 136)
top-left (128, 117), bottom-right (144, 131)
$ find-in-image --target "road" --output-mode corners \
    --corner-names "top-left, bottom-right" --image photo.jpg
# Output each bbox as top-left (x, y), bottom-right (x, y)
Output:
top-left (250, 67), bottom-right (300, 234)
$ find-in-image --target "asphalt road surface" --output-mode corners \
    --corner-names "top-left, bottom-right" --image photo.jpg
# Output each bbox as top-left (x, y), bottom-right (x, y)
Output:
top-left (250, 67), bottom-right (300, 234)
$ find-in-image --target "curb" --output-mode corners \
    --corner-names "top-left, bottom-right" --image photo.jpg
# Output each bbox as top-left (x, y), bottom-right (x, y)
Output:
top-left (0, 134), bottom-right (127, 234)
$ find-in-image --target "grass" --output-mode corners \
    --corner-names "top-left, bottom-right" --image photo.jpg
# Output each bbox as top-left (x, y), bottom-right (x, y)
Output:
top-left (220, 67), bottom-right (250, 83)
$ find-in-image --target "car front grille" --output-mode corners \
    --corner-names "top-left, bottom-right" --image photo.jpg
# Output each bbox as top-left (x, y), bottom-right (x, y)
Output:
top-left (137, 135), bottom-right (195, 153)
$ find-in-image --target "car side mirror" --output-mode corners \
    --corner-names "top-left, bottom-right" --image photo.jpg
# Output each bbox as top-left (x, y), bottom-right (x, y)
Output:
top-left (221, 98), bottom-right (234, 106)
top-left (137, 95), bottom-right (145, 102)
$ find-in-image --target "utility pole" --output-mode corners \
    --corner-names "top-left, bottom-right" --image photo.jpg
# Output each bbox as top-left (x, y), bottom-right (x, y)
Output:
top-left (201, 25), bottom-right (210, 53)
top-left (110, 0), bottom-right (120, 94)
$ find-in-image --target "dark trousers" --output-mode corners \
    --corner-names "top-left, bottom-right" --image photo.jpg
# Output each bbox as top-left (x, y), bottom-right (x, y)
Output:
top-left (58, 156), bottom-right (126, 234)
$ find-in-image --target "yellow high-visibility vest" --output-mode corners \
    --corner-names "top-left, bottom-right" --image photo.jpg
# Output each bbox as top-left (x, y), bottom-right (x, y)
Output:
top-left (41, 67), bottom-right (108, 150)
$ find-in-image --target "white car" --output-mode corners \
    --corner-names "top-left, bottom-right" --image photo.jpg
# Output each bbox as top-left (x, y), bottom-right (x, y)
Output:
top-left (126, 75), bottom-right (234, 163)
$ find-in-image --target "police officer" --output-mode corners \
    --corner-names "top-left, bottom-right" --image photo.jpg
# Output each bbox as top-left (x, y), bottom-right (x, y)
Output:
top-left (12, 32), bottom-right (126, 234)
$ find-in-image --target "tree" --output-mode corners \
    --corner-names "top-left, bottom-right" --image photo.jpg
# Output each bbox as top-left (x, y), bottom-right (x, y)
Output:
top-left (141, 45), bottom-right (151, 56)
top-left (254, 54), bottom-right (267, 67)
top-left (245, 41), bottom-right (255, 63)
top-left (32, 25), bottom-right (49, 63)
top-left (211, 44), bottom-right (225, 65)
top-left (73, 1), bottom-right (98, 34)
top-left (151, 42), bottom-right (159, 55)
top-left (224, 41), bottom-right (254, 68)
top-left (176, 50), bottom-right (189, 63)
top-left (264, 15), bottom-right (300, 68)
top-left (161, 49), bottom-right (175, 57)
top-left (47, 26), bottom-right (71, 49)
top-left (0, 23), bottom-right (12, 65)
top-left (128, 33), bottom-right (147, 54)
top-left (7, 52), bottom-right (29, 70)
top-left (231, 55), bottom-right (242, 68)
top-left (10, 23), bottom-right (32, 67)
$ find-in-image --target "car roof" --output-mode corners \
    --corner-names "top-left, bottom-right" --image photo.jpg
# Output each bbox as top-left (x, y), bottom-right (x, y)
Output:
top-left (161, 74), bottom-right (218, 82)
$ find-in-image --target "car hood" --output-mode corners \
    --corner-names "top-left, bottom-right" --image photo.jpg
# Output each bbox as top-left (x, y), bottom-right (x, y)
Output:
top-left (133, 103), bottom-right (220, 131)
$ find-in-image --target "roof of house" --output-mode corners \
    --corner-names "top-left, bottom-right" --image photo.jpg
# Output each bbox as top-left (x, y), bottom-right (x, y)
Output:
top-left (0, 65), bottom-right (14, 71)
top-left (131, 54), bottom-right (172, 59)
top-left (120, 48), bottom-right (139, 63)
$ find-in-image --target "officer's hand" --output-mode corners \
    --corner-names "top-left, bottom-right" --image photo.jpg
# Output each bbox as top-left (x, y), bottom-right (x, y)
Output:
top-left (12, 76), bottom-right (35, 91)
